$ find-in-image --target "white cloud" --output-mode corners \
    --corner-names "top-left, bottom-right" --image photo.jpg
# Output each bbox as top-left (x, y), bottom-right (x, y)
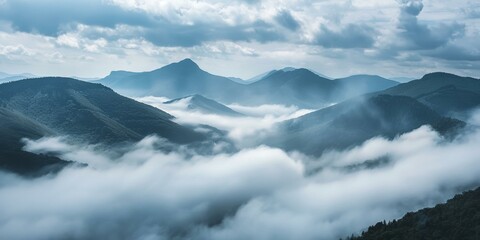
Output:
top-left (2, 120), bottom-right (480, 239)
top-left (136, 96), bottom-right (314, 146)
top-left (56, 34), bottom-right (80, 48)
top-left (0, 0), bottom-right (479, 80)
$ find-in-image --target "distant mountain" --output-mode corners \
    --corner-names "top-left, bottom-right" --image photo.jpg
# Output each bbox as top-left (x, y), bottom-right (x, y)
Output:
top-left (227, 77), bottom-right (247, 84)
top-left (0, 77), bottom-right (205, 144)
top-left (309, 69), bottom-right (331, 80)
top-left (0, 72), bottom-right (9, 79)
top-left (165, 94), bottom-right (243, 117)
top-left (100, 59), bottom-right (246, 103)
top-left (0, 107), bottom-right (69, 176)
top-left (267, 94), bottom-right (464, 156)
top-left (379, 72), bottom-right (480, 117)
top-left (349, 186), bottom-right (480, 240)
top-left (246, 70), bottom-right (281, 84)
top-left (246, 67), bottom-right (330, 84)
top-left (98, 59), bottom-right (410, 108)
top-left (0, 73), bottom-right (36, 83)
top-left (334, 75), bottom-right (399, 98)
top-left (245, 68), bottom-right (337, 107)
top-left (389, 76), bottom-right (416, 83)
top-left (99, 70), bottom-right (138, 86)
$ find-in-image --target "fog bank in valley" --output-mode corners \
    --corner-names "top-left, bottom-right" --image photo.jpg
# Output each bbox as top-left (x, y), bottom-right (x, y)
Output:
top-left (0, 109), bottom-right (479, 239)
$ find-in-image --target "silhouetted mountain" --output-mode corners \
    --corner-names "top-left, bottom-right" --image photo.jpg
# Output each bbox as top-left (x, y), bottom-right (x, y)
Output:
top-left (247, 70), bottom-right (277, 83)
top-left (268, 95), bottom-right (464, 156)
top-left (309, 69), bottom-right (331, 80)
top-left (0, 107), bottom-right (69, 176)
top-left (100, 59), bottom-right (246, 103)
top-left (99, 70), bottom-right (138, 86)
top-left (250, 67), bottom-right (296, 80)
top-left (99, 59), bottom-right (403, 108)
top-left (0, 77), bottom-right (204, 144)
top-left (227, 77), bottom-right (246, 84)
top-left (246, 68), bottom-right (337, 107)
top-left (165, 94), bottom-right (243, 117)
top-left (389, 76), bottom-right (416, 83)
top-left (349, 186), bottom-right (480, 240)
top-left (379, 72), bottom-right (480, 117)
top-left (335, 75), bottom-right (399, 98)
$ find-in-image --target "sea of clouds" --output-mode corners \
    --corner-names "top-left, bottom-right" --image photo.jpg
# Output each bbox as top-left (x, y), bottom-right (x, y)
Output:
top-left (1, 100), bottom-right (480, 240)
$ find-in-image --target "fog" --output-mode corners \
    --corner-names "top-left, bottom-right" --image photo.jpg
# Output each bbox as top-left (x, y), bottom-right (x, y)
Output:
top-left (136, 96), bottom-right (314, 146)
top-left (1, 106), bottom-right (480, 239)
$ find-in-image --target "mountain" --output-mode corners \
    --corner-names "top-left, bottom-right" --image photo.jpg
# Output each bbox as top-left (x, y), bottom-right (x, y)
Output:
top-left (99, 59), bottom-right (417, 108)
top-left (246, 67), bottom-right (330, 84)
top-left (0, 73), bottom-right (36, 83)
top-left (334, 75), bottom-right (399, 98)
top-left (309, 69), bottom-right (331, 80)
top-left (379, 72), bottom-right (480, 117)
top-left (349, 186), bottom-right (480, 240)
top-left (0, 72), bottom-right (9, 79)
top-left (245, 68), bottom-right (337, 107)
top-left (244, 70), bottom-right (397, 107)
top-left (0, 77), bottom-right (205, 144)
top-left (227, 77), bottom-right (247, 84)
top-left (389, 76), bottom-right (416, 83)
top-left (0, 107), bottom-right (69, 176)
top-left (268, 94), bottom-right (464, 156)
top-left (246, 70), bottom-right (278, 83)
top-left (164, 94), bottom-right (243, 117)
top-left (100, 59), bottom-right (246, 102)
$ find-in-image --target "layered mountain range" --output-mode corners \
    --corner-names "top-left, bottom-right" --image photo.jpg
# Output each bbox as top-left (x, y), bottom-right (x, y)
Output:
top-left (99, 59), bottom-right (399, 108)
top-left (2, 60), bottom-right (480, 176)
top-left (2, 59), bottom-right (480, 239)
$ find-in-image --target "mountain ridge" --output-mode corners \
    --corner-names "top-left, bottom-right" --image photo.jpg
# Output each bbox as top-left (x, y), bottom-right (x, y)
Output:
top-left (164, 94), bottom-right (244, 117)
top-left (99, 59), bottom-right (402, 108)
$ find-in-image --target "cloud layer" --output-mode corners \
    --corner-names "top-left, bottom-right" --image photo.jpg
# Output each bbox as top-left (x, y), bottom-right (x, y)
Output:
top-left (136, 96), bottom-right (314, 146)
top-left (1, 108), bottom-right (480, 239)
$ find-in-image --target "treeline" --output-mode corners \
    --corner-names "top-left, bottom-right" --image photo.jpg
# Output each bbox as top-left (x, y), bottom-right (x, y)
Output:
top-left (346, 187), bottom-right (480, 240)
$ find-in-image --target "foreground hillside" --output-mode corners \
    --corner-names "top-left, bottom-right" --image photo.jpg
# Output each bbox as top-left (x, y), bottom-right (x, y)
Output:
top-left (0, 77), bottom-right (204, 144)
top-left (349, 187), bottom-right (480, 240)
top-left (0, 108), bottom-right (68, 175)
top-left (0, 77), bottom-right (205, 175)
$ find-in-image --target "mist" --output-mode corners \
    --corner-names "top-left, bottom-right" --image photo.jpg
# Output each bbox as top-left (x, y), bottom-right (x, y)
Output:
top-left (136, 96), bottom-right (314, 146)
top-left (1, 108), bottom-right (480, 239)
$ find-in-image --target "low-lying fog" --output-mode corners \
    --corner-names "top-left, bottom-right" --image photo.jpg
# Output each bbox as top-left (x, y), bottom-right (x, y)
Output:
top-left (1, 98), bottom-right (480, 240)
top-left (137, 96), bottom-right (315, 146)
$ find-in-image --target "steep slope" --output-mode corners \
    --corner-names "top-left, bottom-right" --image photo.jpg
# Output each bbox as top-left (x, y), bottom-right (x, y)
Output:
top-left (165, 94), bottom-right (243, 117)
top-left (269, 95), bottom-right (463, 156)
top-left (100, 58), bottom-right (246, 102)
top-left (0, 108), bottom-right (68, 176)
top-left (379, 72), bottom-right (480, 117)
top-left (0, 77), bottom-right (204, 144)
top-left (349, 187), bottom-right (480, 240)
top-left (335, 75), bottom-right (399, 98)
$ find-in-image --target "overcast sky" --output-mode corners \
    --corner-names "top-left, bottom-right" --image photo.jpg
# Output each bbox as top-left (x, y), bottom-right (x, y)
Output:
top-left (0, 0), bottom-right (479, 79)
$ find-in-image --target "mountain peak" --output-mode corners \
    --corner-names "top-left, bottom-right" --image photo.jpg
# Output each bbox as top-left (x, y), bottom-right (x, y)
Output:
top-left (421, 72), bottom-right (461, 80)
top-left (280, 67), bottom-right (296, 72)
top-left (165, 94), bottom-right (243, 117)
top-left (177, 58), bottom-right (199, 68)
